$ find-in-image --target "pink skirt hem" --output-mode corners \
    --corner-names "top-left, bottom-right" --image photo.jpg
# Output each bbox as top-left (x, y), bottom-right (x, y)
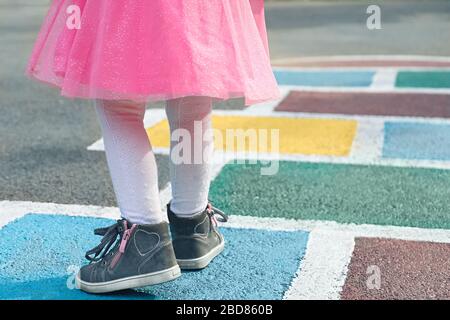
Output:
top-left (27, 0), bottom-right (281, 106)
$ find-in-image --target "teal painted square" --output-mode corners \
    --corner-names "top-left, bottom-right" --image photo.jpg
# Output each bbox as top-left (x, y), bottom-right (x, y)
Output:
top-left (274, 70), bottom-right (374, 87)
top-left (383, 122), bottom-right (450, 161)
top-left (0, 214), bottom-right (308, 300)
top-left (396, 71), bottom-right (450, 89)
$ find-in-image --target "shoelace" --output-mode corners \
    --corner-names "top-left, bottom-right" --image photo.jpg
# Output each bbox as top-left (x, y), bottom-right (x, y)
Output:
top-left (206, 201), bottom-right (229, 225)
top-left (85, 220), bottom-right (125, 263)
top-left (86, 203), bottom-right (227, 262)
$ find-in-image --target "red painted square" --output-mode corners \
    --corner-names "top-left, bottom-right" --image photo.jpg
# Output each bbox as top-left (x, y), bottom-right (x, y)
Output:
top-left (276, 91), bottom-right (450, 118)
top-left (341, 238), bottom-right (450, 300)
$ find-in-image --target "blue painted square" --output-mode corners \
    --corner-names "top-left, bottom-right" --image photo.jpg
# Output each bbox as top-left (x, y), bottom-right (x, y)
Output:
top-left (383, 122), bottom-right (450, 161)
top-left (0, 214), bottom-right (308, 300)
top-left (273, 70), bottom-right (375, 87)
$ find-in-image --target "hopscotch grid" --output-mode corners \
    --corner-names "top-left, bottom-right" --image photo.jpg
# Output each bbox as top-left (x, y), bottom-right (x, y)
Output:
top-left (78, 62), bottom-right (450, 299)
top-left (84, 89), bottom-right (450, 154)
top-left (87, 107), bottom-right (450, 171)
top-left (1, 200), bottom-right (450, 300)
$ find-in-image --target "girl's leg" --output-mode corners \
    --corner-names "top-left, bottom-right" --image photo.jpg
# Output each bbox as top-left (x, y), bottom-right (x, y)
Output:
top-left (78, 100), bottom-right (180, 294)
top-left (94, 99), bottom-right (164, 225)
top-left (165, 96), bottom-right (214, 215)
top-left (165, 96), bottom-right (227, 270)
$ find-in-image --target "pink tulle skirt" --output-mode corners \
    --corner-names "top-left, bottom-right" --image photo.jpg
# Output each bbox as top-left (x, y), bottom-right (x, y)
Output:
top-left (26, 0), bottom-right (281, 105)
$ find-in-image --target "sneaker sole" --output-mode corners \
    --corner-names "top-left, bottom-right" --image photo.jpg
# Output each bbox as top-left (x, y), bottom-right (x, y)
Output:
top-left (75, 265), bottom-right (181, 294)
top-left (176, 241), bottom-right (225, 270)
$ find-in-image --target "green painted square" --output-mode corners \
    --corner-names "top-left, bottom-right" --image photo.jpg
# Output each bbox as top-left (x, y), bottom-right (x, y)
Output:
top-left (210, 162), bottom-right (450, 229)
top-left (396, 71), bottom-right (450, 89)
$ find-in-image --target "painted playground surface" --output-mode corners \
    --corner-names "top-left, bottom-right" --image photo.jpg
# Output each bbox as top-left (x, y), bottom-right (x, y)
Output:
top-left (1, 56), bottom-right (450, 300)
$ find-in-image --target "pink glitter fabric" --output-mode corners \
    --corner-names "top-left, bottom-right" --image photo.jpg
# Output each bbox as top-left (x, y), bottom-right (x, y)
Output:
top-left (26, 0), bottom-right (280, 105)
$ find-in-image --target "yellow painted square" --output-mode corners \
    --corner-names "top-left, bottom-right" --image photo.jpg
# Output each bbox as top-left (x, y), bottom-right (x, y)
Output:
top-left (146, 115), bottom-right (357, 156)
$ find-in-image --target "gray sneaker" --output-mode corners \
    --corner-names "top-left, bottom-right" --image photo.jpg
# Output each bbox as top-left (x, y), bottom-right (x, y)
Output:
top-left (167, 202), bottom-right (228, 270)
top-left (76, 219), bottom-right (181, 293)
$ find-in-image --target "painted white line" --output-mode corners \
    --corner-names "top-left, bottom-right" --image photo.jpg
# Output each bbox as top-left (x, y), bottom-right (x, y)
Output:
top-left (87, 139), bottom-right (104, 152)
top-left (371, 69), bottom-right (398, 89)
top-left (209, 109), bottom-right (450, 126)
top-left (267, 110), bottom-right (450, 123)
top-left (0, 201), bottom-right (29, 229)
top-left (271, 55), bottom-right (450, 65)
top-left (2, 201), bottom-right (449, 258)
top-left (243, 87), bottom-right (291, 115)
top-left (274, 85), bottom-right (450, 95)
top-left (349, 119), bottom-right (384, 161)
top-left (211, 108), bottom-right (450, 125)
top-left (283, 229), bottom-right (355, 300)
top-left (216, 152), bottom-right (450, 171)
top-left (0, 200), bottom-right (121, 229)
top-left (222, 215), bottom-right (450, 243)
top-left (3, 198), bottom-right (450, 231)
top-left (273, 66), bottom-right (450, 72)
top-left (9, 197), bottom-right (446, 243)
top-left (277, 153), bottom-right (450, 171)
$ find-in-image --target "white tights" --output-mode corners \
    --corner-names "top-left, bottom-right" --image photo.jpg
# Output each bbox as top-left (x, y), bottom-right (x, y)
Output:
top-left (94, 97), bottom-right (213, 225)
